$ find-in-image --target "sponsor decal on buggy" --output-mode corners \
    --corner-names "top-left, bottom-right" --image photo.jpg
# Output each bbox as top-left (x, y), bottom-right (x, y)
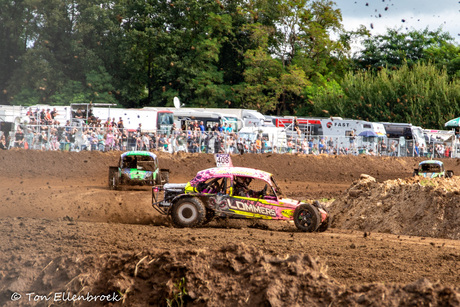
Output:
top-left (228, 199), bottom-right (276, 217)
top-left (209, 194), bottom-right (230, 210)
top-left (281, 209), bottom-right (294, 218)
top-left (208, 195), bottom-right (276, 217)
top-left (122, 169), bottom-right (152, 180)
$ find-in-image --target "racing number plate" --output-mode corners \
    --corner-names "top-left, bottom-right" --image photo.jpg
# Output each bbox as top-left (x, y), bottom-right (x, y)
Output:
top-left (214, 154), bottom-right (233, 168)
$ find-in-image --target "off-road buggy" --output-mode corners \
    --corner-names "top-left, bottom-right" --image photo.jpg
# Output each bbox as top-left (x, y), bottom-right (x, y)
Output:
top-left (413, 160), bottom-right (454, 178)
top-left (109, 151), bottom-right (169, 190)
top-left (152, 166), bottom-right (330, 232)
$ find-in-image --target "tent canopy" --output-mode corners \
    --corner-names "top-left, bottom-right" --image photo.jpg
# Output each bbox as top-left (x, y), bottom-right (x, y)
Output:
top-left (444, 117), bottom-right (460, 127)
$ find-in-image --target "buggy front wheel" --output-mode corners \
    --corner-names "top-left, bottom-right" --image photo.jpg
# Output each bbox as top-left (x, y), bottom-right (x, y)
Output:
top-left (108, 167), bottom-right (119, 190)
top-left (171, 197), bottom-right (206, 228)
top-left (294, 203), bottom-right (320, 232)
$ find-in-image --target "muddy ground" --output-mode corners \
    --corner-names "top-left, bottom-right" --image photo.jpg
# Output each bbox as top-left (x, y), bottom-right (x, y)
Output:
top-left (0, 150), bottom-right (459, 306)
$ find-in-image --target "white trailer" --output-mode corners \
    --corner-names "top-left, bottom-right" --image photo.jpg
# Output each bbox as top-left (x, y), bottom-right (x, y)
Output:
top-left (379, 122), bottom-right (427, 148)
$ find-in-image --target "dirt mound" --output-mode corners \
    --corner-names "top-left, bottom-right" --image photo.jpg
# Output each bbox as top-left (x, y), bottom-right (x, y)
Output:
top-left (330, 175), bottom-right (460, 239)
top-left (2, 244), bottom-right (459, 307)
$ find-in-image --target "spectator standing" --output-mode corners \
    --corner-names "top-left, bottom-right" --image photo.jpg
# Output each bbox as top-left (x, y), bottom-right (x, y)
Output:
top-left (0, 135), bottom-right (7, 150)
top-left (286, 137), bottom-right (294, 153)
top-left (89, 132), bottom-right (97, 151)
top-left (214, 135), bottom-right (222, 153)
top-left (171, 123), bottom-right (179, 136)
top-left (135, 133), bottom-right (143, 150)
top-left (105, 129), bottom-right (115, 151)
top-left (255, 137), bottom-right (262, 153)
top-left (126, 132), bottom-right (135, 150)
top-left (211, 123), bottom-right (219, 134)
top-left (414, 142), bottom-right (420, 157)
top-left (237, 138), bottom-right (245, 155)
top-left (203, 133), bottom-right (211, 153)
top-left (311, 144), bottom-right (319, 155)
top-left (226, 124), bottom-right (233, 134)
top-left (226, 136), bottom-right (234, 154)
top-left (177, 133), bottom-right (188, 152)
top-left (390, 141), bottom-right (397, 156)
top-left (308, 139), bottom-right (314, 153)
top-left (32, 131), bottom-right (41, 150)
top-left (97, 130), bottom-right (105, 151)
top-left (199, 121), bottom-right (205, 132)
top-left (121, 130), bottom-right (128, 151)
top-left (193, 120), bottom-right (200, 131)
top-left (293, 117), bottom-right (301, 137)
top-left (80, 131), bottom-right (89, 151)
top-left (301, 140), bottom-right (308, 154)
top-left (150, 132), bottom-right (157, 150)
top-left (327, 137), bottom-right (334, 151)
top-left (319, 138), bottom-right (326, 154)
top-left (117, 118), bottom-right (124, 129)
top-left (142, 133), bottom-right (150, 151)
top-left (349, 130), bottom-right (356, 151)
top-left (59, 130), bottom-right (69, 151)
top-left (380, 140), bottom-right (387, 155)
top-left (67, 128), bottom-right (76, 151)
top-left (223, 123), bottom-right (229, 134)
top-left (445, 145), bottom-right (451, 158)
top-left (14, 127), bottom-right (25, 148)
top-left (420, 143), bottom-right (426, 157)
top-left (158, 134), bottom-right (167, 151)
top-left (24, 128), bottom-right (34, 150)
top-left (41, 131), bottom-right (49, 150)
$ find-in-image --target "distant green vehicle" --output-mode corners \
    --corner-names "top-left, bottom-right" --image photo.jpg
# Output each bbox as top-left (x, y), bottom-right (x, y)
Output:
top-left (109, 151), bottom-right (169, 190)
top-left (413, 160), bottom-right (454, 178)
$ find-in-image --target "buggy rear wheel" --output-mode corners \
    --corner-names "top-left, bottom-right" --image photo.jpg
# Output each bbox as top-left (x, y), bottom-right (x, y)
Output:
top-left (171, 197), bottom-right (206, 228)
top-left (294, 203), bottom-right (320, 232)
top-left (160, 169), bottom-right (170, 185)
top-left (108, 167), bottom-right (119, 190)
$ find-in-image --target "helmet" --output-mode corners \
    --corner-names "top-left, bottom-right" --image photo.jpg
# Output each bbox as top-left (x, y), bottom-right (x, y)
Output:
top-left (236, 176), bottom-right (245, 184)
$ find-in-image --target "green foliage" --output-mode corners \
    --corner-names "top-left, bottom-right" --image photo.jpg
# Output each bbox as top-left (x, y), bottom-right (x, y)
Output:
top-left (85, 67), bottom-right (117, 105)
top-left (311, 62), bottom-right (460, 129)
top-left (166, 277), bottom-right (188, 307)
top-left (353, 28), bottom-right (459, 72)
top-left (1, 0), bottom-right (353, 111)
top-left (48, 80), bottom-right (88, 105)
top-left (1, 0), bottom-right (458, 129)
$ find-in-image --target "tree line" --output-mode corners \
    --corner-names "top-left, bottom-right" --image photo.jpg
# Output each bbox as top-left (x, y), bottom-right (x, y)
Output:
top-left (1, 0), bottom-right (459, 129)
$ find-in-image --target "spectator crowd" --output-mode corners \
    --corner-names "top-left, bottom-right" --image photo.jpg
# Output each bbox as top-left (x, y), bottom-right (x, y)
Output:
top-left (0, 107), bottom-right (455, 158)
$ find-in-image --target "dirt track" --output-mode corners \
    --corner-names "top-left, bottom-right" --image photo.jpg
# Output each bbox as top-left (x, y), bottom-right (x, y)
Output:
top-left (0, 150), bottom-right (459, 306)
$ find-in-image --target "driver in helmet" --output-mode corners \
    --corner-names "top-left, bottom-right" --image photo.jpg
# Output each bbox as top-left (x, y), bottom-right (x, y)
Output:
top-left (234, 176), bottom-right (266, 198)
top-left (234, 176), bottom-right (252, 197)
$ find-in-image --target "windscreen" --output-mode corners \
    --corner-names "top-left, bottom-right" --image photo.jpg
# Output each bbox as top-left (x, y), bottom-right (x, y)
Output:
top-left (158, 112), bottom-right (174, 125)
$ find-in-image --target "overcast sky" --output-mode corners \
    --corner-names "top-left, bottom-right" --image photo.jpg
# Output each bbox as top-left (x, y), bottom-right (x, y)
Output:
top-left (332, 0), bottom-right (460, 48)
